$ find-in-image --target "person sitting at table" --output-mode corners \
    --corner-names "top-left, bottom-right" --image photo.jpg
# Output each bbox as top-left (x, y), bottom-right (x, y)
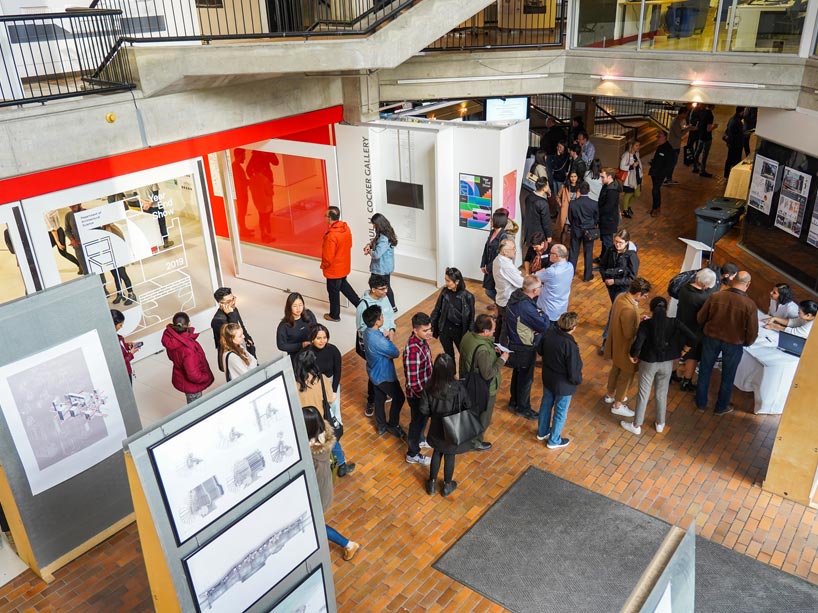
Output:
top-left (764, 300), bottom-right (817, 339)
top-left (768, 283), bottom-right (799, 320)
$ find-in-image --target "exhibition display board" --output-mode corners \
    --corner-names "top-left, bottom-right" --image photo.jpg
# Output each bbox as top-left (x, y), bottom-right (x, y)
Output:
top-left (0, 275), bottom-right (142, 581)
top-left (740, 139), bottom-right (818, 293)
top-left (335, 118), bottom-right (529, 284)
top-left (124, 358), bottom-right (335, 613)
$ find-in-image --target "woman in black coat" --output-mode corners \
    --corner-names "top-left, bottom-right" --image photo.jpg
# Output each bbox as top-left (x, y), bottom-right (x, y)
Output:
top-left (431, 267), bottom-right (475, 362)
top-left (419, 354), bottom-right (476, 498)
top-left (276, 292), bottom-right (317, 361)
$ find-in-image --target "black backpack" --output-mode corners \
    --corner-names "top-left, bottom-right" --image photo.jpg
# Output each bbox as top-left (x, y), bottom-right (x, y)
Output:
top-left (668, 265), bottom-right (722, 299)
top-left (461, 343), bottom-right (491, 413)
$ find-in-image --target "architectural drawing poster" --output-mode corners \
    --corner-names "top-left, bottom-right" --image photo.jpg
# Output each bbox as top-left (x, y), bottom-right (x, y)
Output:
top-left (150, 374), bottom-right (299, 543)
top-left (747, 154), bottom-right (778, 215)
top-left (185, 475), bottom-right (318, 613)
top-left (774, 166), bottom-right (811, 237)
top-left (0, 330), bottom-right (127, 495)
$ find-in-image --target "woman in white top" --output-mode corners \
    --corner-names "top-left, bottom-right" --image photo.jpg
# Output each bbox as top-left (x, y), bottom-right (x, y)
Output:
top-left (584, 159), bottom-right (603, 202)
top-left (619, 140), bottom-right (642, 218)
top-left (764, 300), bottom-right (817, 339)
top-left (768, 283), bottom-right (799, 320)
top-left (220, 323), bottom-right (259, 381)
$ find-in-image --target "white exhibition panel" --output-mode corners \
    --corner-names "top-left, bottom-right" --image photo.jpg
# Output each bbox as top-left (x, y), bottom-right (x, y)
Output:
top-left (20, 159), bottom-right (219, 361)
top-left (335, 119), bottom-right (529, 285)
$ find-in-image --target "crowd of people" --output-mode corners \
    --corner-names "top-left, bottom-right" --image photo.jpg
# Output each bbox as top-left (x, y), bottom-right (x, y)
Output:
top-left (109, 107), bottom-right (814, 564)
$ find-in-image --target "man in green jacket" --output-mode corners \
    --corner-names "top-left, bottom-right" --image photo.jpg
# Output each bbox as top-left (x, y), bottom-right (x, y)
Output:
top-left (459, 313), bottom-right (509, 451)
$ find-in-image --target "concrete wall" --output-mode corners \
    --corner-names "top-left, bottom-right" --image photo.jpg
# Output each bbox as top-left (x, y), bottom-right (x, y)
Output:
top-left (0, 76), bottom-right (343, 180)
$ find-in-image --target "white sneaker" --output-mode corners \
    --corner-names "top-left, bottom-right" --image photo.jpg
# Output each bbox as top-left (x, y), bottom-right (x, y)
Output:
top-left (604, 395), bottom-right (627, 404)
top-left (655, 423), bottom-right (665, 433)
top-left (419, 439), bottom-right (431, 450)
top-left (405, 454), bottom-right (431, 466)
top-left (611, 405), bottom-right (635, 417)
top-left (620, 420), bottom-right (641, 435)
top-left (536, 433), bottom-right (550, 441)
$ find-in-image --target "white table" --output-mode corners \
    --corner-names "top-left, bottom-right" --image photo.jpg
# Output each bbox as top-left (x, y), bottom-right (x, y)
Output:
top-left (733, 311), bottom-right (799, 414)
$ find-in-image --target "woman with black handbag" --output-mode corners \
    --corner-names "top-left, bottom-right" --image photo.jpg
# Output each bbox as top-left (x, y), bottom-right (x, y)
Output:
top-left (294, 349), bottom-right (356, 478)
top-left (419, 354), bottom-right (479, 498)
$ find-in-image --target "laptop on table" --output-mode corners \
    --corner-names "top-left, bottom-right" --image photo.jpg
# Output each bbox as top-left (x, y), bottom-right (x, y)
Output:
top-left (777, 331), bottom-right (806, 357)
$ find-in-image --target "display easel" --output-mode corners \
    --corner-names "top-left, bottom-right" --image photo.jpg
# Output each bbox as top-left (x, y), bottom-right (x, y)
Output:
top-left (0, 276), bottom-right (142, 583)
top-left (668, 238), bottom-right (712, 317)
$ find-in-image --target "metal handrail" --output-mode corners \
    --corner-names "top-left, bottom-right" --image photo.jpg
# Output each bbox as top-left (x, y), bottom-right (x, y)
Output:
top-left (0, 9), bottom-right (134, 107)
top-left (425, 0), bottom-right (568, 51)
top-left (593, 100), bottom-right (639, 141)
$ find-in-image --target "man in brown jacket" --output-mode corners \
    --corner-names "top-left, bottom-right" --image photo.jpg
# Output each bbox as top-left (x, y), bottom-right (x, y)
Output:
top-left (604, 277), bottom-right (652, 418)
top-left (695, 271), bottom-right (759, 415)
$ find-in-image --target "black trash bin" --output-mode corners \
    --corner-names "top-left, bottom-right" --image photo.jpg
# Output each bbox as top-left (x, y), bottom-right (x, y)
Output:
top-left (695, 197), bottom-right (745, 248)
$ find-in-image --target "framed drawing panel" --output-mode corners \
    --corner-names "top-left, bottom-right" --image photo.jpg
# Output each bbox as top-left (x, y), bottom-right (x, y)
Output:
top-left (149, 372), bottom-right (299, 544)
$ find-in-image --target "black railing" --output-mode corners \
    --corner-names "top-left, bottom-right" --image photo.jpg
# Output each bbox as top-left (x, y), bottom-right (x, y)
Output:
top-left (90, 0), bottom-right (416, 41)
top-left (0, 10), bottom-right (134, 107)
top-left (531, 93), bottom-right (572, 123)
top-left (593, 101), bottom-right (639, 141)
top-left (425, 0), bottom-right (568, 51)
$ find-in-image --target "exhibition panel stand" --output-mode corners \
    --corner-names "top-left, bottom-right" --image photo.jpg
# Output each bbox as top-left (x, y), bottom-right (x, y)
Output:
top-left (0, 275), bottom-right (142, 581)
top-left (124, 357), bottom-right (335, 612)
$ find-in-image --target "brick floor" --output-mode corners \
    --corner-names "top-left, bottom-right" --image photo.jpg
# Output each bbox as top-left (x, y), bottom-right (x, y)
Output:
top-left (2, 117), bottom-right (817, 611)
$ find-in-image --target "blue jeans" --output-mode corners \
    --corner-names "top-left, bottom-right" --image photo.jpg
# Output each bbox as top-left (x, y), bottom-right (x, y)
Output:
top-left (538, 388), bottom-right (572, 444)
top-left (326, 525), bottom-right (349, 548)
top-left (696, 336), bottom-right (744, 412)
top-left (332, 441), bottom-right (346, 466)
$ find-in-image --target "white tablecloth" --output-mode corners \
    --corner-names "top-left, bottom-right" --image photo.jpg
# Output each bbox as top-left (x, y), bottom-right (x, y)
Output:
top-left (734, 311), bottom-right (800, 414)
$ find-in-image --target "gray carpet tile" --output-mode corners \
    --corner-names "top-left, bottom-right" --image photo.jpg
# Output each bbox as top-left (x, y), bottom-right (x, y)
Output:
top-left (433, 467), bottom-right (818, 613)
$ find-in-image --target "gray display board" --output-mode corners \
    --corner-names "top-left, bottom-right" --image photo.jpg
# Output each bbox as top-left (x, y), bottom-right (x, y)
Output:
top-left (0, 275), bottom-right (142, 572)
top-left (124, 357), bottom-right (335, 613)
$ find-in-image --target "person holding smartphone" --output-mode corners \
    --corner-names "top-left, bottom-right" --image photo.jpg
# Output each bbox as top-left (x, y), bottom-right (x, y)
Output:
top-left (111, 309), bottom-right (140, 384)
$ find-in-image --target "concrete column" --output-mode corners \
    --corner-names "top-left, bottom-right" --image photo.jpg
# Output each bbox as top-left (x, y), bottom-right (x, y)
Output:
top-left (342, 72), bottom-right (381, 124)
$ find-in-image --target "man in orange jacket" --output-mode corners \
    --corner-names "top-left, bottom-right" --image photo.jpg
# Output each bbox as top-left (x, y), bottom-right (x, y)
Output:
top-left (322, 206), bottom-right (361, 322)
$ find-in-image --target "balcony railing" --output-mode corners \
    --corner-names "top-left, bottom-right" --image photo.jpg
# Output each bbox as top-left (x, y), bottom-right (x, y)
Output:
top-left (0, 10), bottom-right (134, 107)
top-left (90, 0), bottom-right (416, 41)
top-left (424, 0), bottom-right (568, 51)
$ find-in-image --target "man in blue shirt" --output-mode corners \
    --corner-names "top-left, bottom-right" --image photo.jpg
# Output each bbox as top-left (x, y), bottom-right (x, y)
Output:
top-left (356, 274), bottom-right (397, 417)
top-left (535, 243), bottom-right (574, 324)
top-left (577, 131), bottom-right (596, 165)
top-left (362, 304), bottom-right (405, 438)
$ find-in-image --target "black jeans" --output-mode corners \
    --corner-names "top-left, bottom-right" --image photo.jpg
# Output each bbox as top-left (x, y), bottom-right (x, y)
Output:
top-left (326, 276), bottom-right (359, 319)
top-left (439, 325), bottom-right (464, 364)
top-left (49, 227), bottom-right (80, 268)
top-left (430, 451), bottom-right (455, 483)
top-left (494, 304), bottom-right (507, 344)
top-left (651, 173), bottom-right (664, 211)
top-left (724, 145), bottom-right (744, 179)
top-left (110, 266), bottom-right (133, 294)
top-left (599, 232), bottom-right (613, 260)
top-left (569, 230), bottom-right (595, 282)
top-left (374, 379), bottom-right (405, 429)
top-left (510, 362), bottom-right (535, 412)
top-left (668, 148), bottom-right (680, 181)
top-left (383, 273), bottom-right (396, 309)
top-left (406, 397), bottom-right (428, 457)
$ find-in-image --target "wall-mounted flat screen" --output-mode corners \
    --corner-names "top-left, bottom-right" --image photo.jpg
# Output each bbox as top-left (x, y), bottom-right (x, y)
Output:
top-left (485, 97), bottom-right (529, 122)
top-left (386, 180), bottom-right (424, 210)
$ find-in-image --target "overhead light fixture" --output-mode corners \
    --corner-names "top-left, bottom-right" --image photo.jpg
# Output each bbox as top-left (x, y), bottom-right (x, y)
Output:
top-left (690, 80), bottom-right (765, 89)
top-left (591, 74), bottom-right (765, 90)
top-left (395, 74), bottom-right (548, 85)
top-left (592, 75), bottom-right (691, 86)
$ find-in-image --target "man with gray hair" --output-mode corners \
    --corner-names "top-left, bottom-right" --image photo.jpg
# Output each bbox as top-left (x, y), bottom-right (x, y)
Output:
top-left (535, 243), bottom-right (574, 324)
top-left (505, 274), bottom-right (550, 419)
top-left (695, 271), bottom-right (758, 415)
top-left (674, 267), bottom-right (718, 391)
top-left (492, 237), bottom-right (523, 343)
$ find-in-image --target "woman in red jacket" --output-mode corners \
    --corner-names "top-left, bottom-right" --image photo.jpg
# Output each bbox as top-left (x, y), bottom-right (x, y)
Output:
top-left (161, 312), bottom-right (215, 403)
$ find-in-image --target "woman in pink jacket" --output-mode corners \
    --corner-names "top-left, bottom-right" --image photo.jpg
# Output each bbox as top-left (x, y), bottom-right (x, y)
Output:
top-left (161, 312), bottom-right (215, 403)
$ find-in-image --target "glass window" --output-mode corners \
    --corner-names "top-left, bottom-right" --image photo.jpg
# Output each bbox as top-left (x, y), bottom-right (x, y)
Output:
top-left (41, 172), bottom-right (215, 340)
top-left (0, 221), bottom-right (27, 304)
top-left (231, 147), bottom-right (328, 259)
top-left (573, 0), bottom-right (805, 54)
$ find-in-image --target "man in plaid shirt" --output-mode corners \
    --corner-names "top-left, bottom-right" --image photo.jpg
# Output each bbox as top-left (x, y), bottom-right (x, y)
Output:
top-left (403, 312), bottom-right (433, 465)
